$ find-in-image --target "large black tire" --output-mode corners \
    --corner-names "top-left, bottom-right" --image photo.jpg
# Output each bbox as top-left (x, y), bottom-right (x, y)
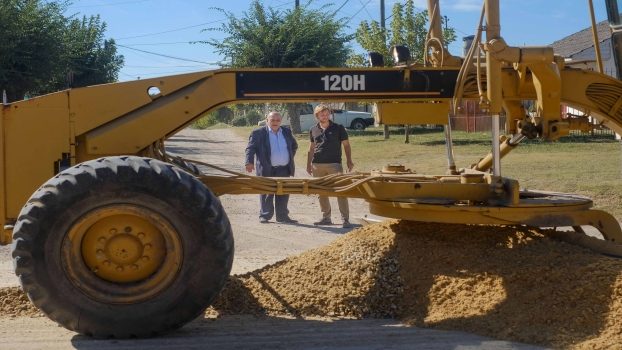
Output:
top-left (350, 119), bottom-right (367, 130)
top-left (11, 156), bottom-right (234, 338)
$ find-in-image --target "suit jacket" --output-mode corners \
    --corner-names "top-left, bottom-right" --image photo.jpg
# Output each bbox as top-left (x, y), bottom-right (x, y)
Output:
top-left (245, 126), bottom-right (298, 176)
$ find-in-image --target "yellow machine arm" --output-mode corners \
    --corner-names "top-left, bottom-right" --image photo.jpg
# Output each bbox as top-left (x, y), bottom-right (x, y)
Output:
top-left (0, 67), bottom-right (461, 228)
top-left (3, 64), bottom-right (622, 223)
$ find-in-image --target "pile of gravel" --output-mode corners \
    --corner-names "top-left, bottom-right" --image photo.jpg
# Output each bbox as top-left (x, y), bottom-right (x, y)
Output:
top-left (3, 220), bottom-right (622, 348)
top-left (211, 222), bottom-right (401, 319)
top-left (0, 287), bottom-right (42, 318)
top-left (210, 220), bottom-right (622, 349)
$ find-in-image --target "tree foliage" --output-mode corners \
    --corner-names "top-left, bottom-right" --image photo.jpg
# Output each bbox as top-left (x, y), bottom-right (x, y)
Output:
top-left (350, 0), bottom-right (456, 67)
top-left (62, 16), bottom-right (124, 89)
top-left (0, 0), bottom-right (123, 101)
top-left (206, 1), bottom-right (351, 69)
top-left (204, 1), bottom-right (352, 132)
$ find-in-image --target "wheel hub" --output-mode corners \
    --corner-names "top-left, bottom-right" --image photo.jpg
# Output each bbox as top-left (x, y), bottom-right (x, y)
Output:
top-left (104, 233), bottom-right (143, 265)
top-left (64, 204), bottom-right (182, 303)
top-left (81, 213), bottom-right (166, 283)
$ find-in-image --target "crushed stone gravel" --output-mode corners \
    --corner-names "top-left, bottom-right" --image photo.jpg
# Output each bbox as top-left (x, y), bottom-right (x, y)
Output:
top-left (209, 220), bottom-right (622, 349)
top-left (0, 286), bottom-right (43, 318)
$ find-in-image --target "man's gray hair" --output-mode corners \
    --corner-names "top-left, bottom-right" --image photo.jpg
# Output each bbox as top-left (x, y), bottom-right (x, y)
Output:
top-left (266, 111), bottom-right (282, 119)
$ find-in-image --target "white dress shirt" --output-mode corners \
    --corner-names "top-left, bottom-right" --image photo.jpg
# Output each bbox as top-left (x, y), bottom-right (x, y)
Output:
top-left (267, 126), bottom-right (289, 166)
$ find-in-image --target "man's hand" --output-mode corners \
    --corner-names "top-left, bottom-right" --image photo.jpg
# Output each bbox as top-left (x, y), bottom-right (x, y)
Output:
top-left (307, 144), bottom-right (315, 176)
top-left (342, 140), bottom-right (353, 172)
top-left (245, 163), bottom-right (255, 173)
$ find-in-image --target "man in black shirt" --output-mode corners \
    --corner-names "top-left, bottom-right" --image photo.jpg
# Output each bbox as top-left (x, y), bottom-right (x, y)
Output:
top-left (306, 104), bottom-right (354, 228)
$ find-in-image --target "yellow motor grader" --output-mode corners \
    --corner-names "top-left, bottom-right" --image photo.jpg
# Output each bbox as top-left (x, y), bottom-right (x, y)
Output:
top-left (2, 0), bottom-right (622, 338)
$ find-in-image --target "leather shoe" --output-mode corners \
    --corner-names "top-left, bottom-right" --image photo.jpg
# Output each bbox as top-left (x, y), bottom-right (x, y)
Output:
top-left (342, 221), bottom-right (352, 229)
top-left (313, 218), bottom-right (332, 225)
top-left (276, 217), bottom-right (298, 224)
top-left (259, 218), bottom-right (269, 223)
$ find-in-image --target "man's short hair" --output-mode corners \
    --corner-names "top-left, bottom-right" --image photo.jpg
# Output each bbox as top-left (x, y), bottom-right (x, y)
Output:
top-left (266, 111), bottom-right (282, 120)
top-left (313, 104), bottom-right (331, 118)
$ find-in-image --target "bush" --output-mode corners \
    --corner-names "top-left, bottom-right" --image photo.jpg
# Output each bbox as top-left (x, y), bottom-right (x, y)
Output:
top-left (231, 116), bottom-right (247, 126)
top-left (245, 110), bottom-right (263, 125)
top-left (190, 114), bottom-right (218, 129)
top-left (214, 107), bottom-right (234, 124)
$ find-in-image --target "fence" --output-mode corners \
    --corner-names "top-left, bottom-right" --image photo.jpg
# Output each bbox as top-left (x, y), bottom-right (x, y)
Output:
top-left (451, 101), bottom-right (617, 137)
top-left (451, 101), bottom-right (505, 132)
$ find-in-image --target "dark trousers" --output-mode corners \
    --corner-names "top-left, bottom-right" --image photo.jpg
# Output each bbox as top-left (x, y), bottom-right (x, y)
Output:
top-left (259, 165), bottom-right (291, 220)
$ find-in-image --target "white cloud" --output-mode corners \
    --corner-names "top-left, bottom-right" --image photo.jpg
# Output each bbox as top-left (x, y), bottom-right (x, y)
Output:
top-left (413, 0), bottom-right (428, 8)
top-left (378, 0), bottom-right (481, 13)
top-left (384, 0), bottom-right (428, 11)
top-left (449, 0), bottom-right (481, 12)
top-left (551, 10), bottom-right (566, 19)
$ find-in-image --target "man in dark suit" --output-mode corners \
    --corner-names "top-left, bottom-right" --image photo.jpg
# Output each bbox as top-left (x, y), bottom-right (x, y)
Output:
top-left (245, 111), bottom-right (298, 224)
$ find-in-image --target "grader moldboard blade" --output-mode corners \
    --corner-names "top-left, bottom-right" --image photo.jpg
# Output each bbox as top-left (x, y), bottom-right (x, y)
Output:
top-left (191, 159), bottom-right (622, 258)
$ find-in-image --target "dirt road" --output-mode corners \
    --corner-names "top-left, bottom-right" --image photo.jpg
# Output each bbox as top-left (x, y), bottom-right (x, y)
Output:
top-left (0, 128), bottom-right (544, 349)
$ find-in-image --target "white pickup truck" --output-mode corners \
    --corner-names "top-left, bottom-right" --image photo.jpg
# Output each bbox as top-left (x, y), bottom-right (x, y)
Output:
top-left (258, 103), bottom-right (374, 132)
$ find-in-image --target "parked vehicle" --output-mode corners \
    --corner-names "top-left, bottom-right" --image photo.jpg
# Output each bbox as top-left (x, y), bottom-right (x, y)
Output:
top-left (258, 103), bottom-right (374, 132)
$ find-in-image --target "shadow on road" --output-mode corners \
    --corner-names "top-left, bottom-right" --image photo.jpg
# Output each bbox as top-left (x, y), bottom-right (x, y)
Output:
top-left (69, 315), bottom-right (542, 350)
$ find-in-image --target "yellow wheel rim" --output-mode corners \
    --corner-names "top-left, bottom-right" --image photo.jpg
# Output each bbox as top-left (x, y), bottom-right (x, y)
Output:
top-left (64, 204), bottom-right (183, 303)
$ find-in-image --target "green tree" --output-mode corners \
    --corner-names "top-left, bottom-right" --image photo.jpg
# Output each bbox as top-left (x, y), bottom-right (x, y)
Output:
top-left (0, 0), bottom-right (67, 101)
top-left (60, 16), bottom-right (124, 90)
top-left (205, 1), bottom-right (352, 132)
top-left (0, 0), bottom-right (123, 102)
top-left (350, 0), bottom-right (456, 67)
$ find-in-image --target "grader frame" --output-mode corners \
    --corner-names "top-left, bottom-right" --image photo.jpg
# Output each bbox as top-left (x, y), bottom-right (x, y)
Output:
top-left (2, 0), bottom-right (622, 338)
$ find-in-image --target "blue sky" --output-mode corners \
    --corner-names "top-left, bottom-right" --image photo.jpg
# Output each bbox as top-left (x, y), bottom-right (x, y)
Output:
top-left (65, 0), bottom-right (609, 81)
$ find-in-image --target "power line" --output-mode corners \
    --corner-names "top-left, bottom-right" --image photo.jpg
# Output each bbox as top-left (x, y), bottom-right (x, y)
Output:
top-left (274, 1), bottom-right (297, 9)
top-left (116, 19), bottom-right (227, 41)
top-left (454, 27), bottom-right (471, 36)
top-left (273, 0), bottom-right (294, 6)
top-left (119, 69), bottom-right (216, 79)
top-left (347, 0), bottom-right (372, 22)
top-left (119, 71), bottom-right (139, 79)
top-left (121, 41), bottom-right (198, 46)
top-left (358, 0), bottom-right (374, 20)
top-left (332, 0), bottom-right (350, 16)
top-left (71, 0), bottom-right (156, 8)
top-left (120, 68), bottom-right (210, 77)
top-left (117, 44), bottom-right (221, 65)
top-left (125, 64), bottom-right (207, 68)
top-left (114, 1), bottom-right (296, 41)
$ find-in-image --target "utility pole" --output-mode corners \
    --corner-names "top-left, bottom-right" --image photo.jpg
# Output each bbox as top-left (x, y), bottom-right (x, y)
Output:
top-left (380, 0), bottom-right (385, 28)
top-left (380, 0), bottom-right (390, 139)
top-left (443, 15), bottom-right (449, 49)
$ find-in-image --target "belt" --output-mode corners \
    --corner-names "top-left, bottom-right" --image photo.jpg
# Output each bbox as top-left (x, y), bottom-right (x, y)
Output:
top-left (272, 165), bottom-right (288, 169)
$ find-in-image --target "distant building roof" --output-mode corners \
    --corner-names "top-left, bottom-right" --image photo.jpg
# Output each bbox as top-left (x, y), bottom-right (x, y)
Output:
top-left (549, 20), bottom-right (611, 57)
